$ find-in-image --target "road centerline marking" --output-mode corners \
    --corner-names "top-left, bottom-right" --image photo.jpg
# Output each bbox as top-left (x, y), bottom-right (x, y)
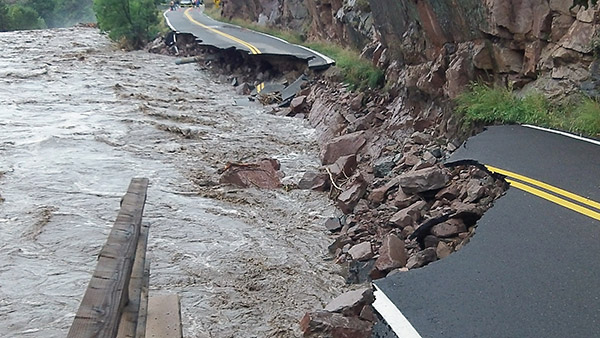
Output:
top-left (183, 8), bottom-right (261, 54)
top-left (506, 179), bottom-right (600, 221)
top-left (486, 165), bottom-right (600, 212)
top-left (485, 165), bottom-right (600, 221)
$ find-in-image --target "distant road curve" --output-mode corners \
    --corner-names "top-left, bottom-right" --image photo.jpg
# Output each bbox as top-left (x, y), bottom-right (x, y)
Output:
top-left (163, 7), bottom-right (335, 69)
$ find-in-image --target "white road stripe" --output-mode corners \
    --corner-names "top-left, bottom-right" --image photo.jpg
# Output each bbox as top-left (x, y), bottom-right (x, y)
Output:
top-left (522, 124), bottom-right (600, 146)
top-left (373, 284), bottom-right (423, 338)
top-left (163, 10), bottom-right (177, 32)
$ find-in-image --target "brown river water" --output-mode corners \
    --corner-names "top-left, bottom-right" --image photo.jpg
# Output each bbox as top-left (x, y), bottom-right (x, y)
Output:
top-left (0, 27), bottom-right (348, 337)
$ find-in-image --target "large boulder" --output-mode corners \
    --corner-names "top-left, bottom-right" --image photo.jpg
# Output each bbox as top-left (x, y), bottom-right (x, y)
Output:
top-left (320, 131), bottom-right (367, 165)
top-left (399, 166), bottom-right (450, 194)
top-left (219, 159), bottom-right (282, 189)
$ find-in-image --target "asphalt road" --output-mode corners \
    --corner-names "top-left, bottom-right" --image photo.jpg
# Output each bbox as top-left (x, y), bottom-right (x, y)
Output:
top-left (163, 7), bottom-right (335, 69)
top-left (375, 125), bottom-right (600, 337)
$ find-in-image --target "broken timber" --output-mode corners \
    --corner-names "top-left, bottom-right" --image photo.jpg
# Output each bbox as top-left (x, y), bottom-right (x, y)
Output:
top-left (68, 178), bottom-right (150, 338)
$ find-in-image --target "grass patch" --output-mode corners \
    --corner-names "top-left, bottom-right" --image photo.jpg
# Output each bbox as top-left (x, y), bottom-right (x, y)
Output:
top-left (202, 8), bottom-right (383, 90)
top-left (455, 83), bottom-right (600, 138)
top-left (305, 41), bottom-right (384, 90)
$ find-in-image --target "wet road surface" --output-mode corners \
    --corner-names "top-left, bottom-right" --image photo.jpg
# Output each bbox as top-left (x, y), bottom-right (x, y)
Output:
top-left (0, 27), bottom-right (346, 337)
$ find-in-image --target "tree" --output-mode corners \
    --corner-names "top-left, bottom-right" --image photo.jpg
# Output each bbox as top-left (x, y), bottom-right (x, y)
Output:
top-left (7, 4), bottom-right (46, 30)
top-left (94, 0), bottom-right (159, 49)
top-left (0, 0), bottom-right (11, 31)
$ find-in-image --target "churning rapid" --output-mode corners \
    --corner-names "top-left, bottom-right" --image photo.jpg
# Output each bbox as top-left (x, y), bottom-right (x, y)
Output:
top-left (0, 27), bottom-right (347, 337)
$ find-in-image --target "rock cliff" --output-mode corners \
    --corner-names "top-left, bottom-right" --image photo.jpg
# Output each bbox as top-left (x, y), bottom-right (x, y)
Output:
top-left (225, 0), bottom-right (599, 102)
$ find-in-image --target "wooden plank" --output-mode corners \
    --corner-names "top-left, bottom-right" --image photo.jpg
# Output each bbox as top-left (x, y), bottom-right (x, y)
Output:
top-left (117, 222), bottom-right (150, 338)
top-left (145, 294), bottom-right (182, 338)
top-left (68, 178), bottom-right (149, 338)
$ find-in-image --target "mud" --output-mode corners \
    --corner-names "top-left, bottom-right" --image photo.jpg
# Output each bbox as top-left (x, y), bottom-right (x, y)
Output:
top-left (0, 27), bottom-right (348, 337)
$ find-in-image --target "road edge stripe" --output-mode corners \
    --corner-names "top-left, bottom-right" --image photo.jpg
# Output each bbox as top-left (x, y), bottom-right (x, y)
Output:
top-left (163, 10), bottom-right (177, 32)
top-left (373, 284), bottom-right (423, 338)
top-left (522, 124), bottom-right (600, 146)
top-left (507, 179), bottom-right (600, 221)
top-left (486, 165), bottom-right (600, 212)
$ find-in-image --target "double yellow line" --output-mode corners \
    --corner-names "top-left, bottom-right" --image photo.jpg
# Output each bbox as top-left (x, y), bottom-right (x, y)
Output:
top-left (183, 8), bottom-right (261, 54)
top-left (486, 165), bottom-right (600, 221)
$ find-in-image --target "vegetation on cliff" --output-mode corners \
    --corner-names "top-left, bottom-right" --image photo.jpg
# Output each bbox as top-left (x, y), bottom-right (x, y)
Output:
top-left (456, 84), bottom-right (600, 138)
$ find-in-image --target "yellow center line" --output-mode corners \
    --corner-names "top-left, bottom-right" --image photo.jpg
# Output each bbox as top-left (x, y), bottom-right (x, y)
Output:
top-left (486, 165), bottom-right (600, 212)
top-left (183, 8), bottom-right (261, 54)
top-left (506, 179), bottom-right (600, 221)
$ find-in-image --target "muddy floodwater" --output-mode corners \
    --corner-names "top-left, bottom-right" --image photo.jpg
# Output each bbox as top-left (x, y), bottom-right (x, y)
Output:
top-left (0, 27), bottom-right (348, 337)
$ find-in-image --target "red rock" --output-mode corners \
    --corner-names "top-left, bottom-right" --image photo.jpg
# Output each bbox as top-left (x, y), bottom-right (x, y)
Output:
top-left (369, 177), bottom-right (400, 204)
top-left (431, 218), bottom-right (466, 238)
top-left (298, 172), bottom-right (330, 191)
top-left (359, 305), bottom-right (377, 322)
top-left (463, 179), bottom-right (487, 202)
top-left (389, 200), bottom-right (426, 228)
top-left (375, 234), bottom-right (408, 271)
top-left (399, 166), bottom-right (449, 194)
top-left (394, 189), bottom-right (418, 209)
top-left (348, 241), bottom-right (373, 261)
top-left (551, 14), bottom-right (576, 42)
top-left (435, 183), bottom-right (460, 200)
top-left (492, 44), bottom-right (523, 73)
top-left (337, 174), bottom-right (368, 214)
top-left (300, 311), bottom-right (373, 338)
top-left (350, 93), bottom-right (364, 111)
top-left (324, 287), bottom-right (374, 315)
top-left (522, 41), bottom-right (542, 78)
top-left (326, 154), bottom-right (358, 179)
top-left (290, 95), bottom-right (307, 113)
top-left (436, 241), bottom-right (453, 259)
top-left (558, 20), bottom-right (594, 53)
top-left (406, 247), bottom-right (437, 269)
top-left (473, 40), bottom-right (494, 70)
top-left (219, 159), bottom-right (282, 189)
top-left (320, 131), bottom-right (367, 165)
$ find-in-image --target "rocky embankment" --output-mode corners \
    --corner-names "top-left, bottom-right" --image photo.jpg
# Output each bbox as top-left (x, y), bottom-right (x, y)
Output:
top-left (151, 35), bottom-right (510, 336)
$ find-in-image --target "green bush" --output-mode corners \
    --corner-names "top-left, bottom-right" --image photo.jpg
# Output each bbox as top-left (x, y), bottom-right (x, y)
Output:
top-left (94, 0), bottom-right (160, 49)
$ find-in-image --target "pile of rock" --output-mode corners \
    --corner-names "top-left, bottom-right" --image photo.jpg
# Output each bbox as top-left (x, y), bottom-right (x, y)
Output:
top-left (324, 162), bottom-right (507, 281)
top-left (292, 79), bottom-right (509, 283)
